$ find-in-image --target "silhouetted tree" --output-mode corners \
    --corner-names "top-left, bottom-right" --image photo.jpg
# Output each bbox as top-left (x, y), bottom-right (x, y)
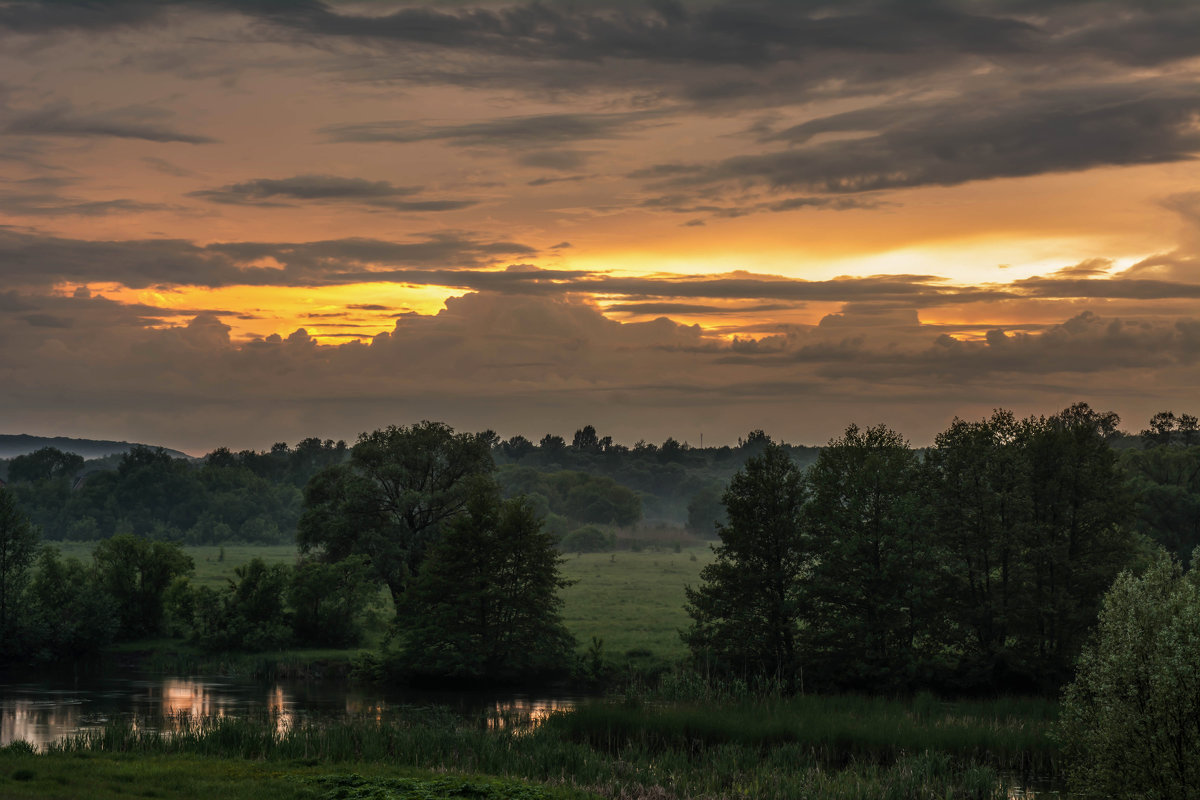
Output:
top-left (539, 433), bottom-right (566, 453)
top-left (8, 447), bottom-right (84, 484)
top-left (1142, 411), bottom-right (1178, 447)
top-left (925, 410), bottom-right (1030, 687)
top-left (297, 421), bottom-right (494, 603)
top-left (803, 424), bottom-right (932, 690)
top-left (93, 534), bottom-right (193, 639)
top-left (395, 483), bottom-right (575, 681)
top-left (683, 444), bottom-right (810, 691)
top-left (0, 487), bottom-right (38, 652)
top-left (572, 425), bottom-right (600, 453)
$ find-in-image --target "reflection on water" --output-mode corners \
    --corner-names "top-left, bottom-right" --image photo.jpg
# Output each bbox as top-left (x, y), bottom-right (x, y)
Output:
top-left (0, 674), bottom-right (578, 750)
top-left (1004, 773), bottom-right (1062, 799)
top-left (485, 698), bottom-right (575, 731)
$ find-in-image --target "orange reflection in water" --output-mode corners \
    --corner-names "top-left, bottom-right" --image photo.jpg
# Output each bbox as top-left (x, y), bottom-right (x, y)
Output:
top-left (486, 699), bottom-right (575, 732)
top-left (0, 698), bottom-right (84, 752)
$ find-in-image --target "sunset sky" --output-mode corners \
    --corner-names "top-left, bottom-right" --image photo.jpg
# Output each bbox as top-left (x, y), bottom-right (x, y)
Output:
top-left (4, 0), bottom-right (1200, 453)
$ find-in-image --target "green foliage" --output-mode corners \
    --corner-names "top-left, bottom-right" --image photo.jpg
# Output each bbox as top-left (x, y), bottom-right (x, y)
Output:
top-left (23, 546), bottom-right (119, 659)
top-left (1122, 443), bottom-right (1200, 565)
top-left (1059, 554), bottom-right (1200, 800)
top-left (36, 696), bottom-right (1055, 800)
top-left (496, 467), bottom-right (641, 527)
top-left (7, 447), bottom-right (84, 484)
top-left (288, 555), bottom-right (377, 647)
top-left (925, 410), bottom-right (1029, 688)
top-left (187, 557), bottom-right (292, 652)
top-left (307, 773), bottom-right (563, 800)
top-left (683, 443), bottom-right (810, 691)
top-left (1016, 403), bottom-right (1138, 686)
top-left (395, 485), bottom-right (576, 681)
top-left (0, 486), bottom-right (38, 649)
top-left (558, 526), bottom-right (615, 553)
top-left (298, 421), bottom-right (494, 602)
top-left (685, 480), bottom-right (726, 536)
top-left (93, 534), bottom-right (194, 639)
top-left (0, 753), bottom-right (592, 800)
top-left (804, 424), bottom-right (932, 691)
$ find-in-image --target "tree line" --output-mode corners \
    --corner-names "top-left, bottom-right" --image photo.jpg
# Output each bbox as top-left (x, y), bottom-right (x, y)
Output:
top-left (686, 403), bottom-right (1148, 694)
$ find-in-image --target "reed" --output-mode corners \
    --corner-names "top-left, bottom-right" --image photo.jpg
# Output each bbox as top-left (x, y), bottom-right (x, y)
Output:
top-left (38, 692), bottom-right (1058, 800)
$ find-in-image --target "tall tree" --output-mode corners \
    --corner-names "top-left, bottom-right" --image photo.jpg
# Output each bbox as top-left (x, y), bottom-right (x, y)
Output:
top-left (297, 421), bottom-right (494, 602)
top-left (395, 483), bottom-right (575, 681)
top-left (683, 444), bottom-right (810, 691)
top-left (0, 487), bottom-right (38, 648)
top-left (803, 424), bottom-right (932, 690)
top-left (925, 410), bottom-right (1031, 687)
top-left (1016, 403), bottom-right (1137, 687)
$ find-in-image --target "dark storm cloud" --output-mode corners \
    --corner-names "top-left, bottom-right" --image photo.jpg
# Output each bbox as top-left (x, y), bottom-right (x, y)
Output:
top-left (322, 111), bottom-right (650, 148)
top-left (640, 192), bottom-right (883, 218)
top-left (3, 103), bottom-right (215, 144)
top-left (0, 229), bottom-right (537, 289)
top-left (15, 224), bottom-right (1200, 308)
top-left (805, 312), bottom-right (1200, 381)
top-left (0, 188), bottom-right (167, 216)
top-left (233, 1), bottom-right (1041, 67)
top-left (647, 83), bottom-right (1200, 194)
top-left (0, 0), bottom-right (166, 34)
top-left (190, 174), bottom-right (477, 211)
top-left (607, 301), bottom-right (799, 315)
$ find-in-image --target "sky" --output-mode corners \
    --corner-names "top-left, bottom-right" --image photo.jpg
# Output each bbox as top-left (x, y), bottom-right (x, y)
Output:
top-left (3, 0), bottom-right (1200, 454)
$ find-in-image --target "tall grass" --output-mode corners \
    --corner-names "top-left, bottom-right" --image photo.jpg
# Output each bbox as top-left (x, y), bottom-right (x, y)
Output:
top-left (41, 693), bottom-right (1058, 800)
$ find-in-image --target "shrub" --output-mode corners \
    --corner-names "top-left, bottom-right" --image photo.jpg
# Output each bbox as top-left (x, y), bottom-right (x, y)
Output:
top-left (559, 526), bottom-right (615, 553)
top-left (1058, 553), bottom-right (1200, 799)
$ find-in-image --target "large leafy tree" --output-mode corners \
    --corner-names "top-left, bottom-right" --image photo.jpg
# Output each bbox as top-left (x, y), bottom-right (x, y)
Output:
top-left (683, 444), bottom-right (810, 691)
top-left (0, 486), bottom-right (39, 651)
top-left (93, 534), bottom-right (193, 639)
top-left (7, 447), bottom-right (84, 484)
top-left (395, 483), bottom-right (575, 681)
top-left (925, 410), bottom-right (1031, 687)
top-left (1059, 554), bottom-right (1200, 800)
top-left (803, 424), bottom-right (933, 690)
top-left (297, 421), bottom-right (494, 602)
top-left (1015, 402), bottom-right (1138, 687)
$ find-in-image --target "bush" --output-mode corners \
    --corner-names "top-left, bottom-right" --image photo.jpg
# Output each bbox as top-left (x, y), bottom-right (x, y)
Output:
top-left (1058, 553), bottom-right (1200, 799)
top-left (559, 526), bottom-right (615, 553)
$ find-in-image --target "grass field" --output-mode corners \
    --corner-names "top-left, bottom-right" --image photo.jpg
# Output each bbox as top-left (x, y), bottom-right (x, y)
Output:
top-left (49, 541), bottom-right (715, 664)
top-left (0, 751), bottom-right (596, 800)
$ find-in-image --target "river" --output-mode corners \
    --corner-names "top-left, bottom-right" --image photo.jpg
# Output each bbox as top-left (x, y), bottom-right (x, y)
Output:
top-left (0, 673), bottom-right (579, 750)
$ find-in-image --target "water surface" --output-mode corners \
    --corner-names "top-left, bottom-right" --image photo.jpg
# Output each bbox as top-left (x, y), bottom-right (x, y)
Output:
top-left (0, 673), bottom-right (578, 750)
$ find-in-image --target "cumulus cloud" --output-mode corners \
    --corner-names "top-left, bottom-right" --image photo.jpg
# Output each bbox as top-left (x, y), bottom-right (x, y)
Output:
top-left (2, 287), bottom-right (1197, 451)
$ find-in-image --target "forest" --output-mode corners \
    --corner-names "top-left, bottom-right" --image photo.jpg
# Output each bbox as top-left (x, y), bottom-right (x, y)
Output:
top-left (3, 406), bottom-right (1200, 798)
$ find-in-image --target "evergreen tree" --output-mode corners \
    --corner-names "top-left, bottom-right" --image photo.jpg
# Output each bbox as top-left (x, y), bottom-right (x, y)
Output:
top-left (683, 444), bottom-right (810, 691)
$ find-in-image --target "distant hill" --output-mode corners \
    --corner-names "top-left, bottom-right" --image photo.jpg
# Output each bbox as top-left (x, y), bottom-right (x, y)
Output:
top-left (0, 434), bottom-right (192, 461)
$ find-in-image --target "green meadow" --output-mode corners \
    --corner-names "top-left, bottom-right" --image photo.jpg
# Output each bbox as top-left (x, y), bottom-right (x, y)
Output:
top-left (53, 540), bottom-right (716, 664)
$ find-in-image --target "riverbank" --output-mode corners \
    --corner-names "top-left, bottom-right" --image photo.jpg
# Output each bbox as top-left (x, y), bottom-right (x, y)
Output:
top-left (3, 693), bottom-right (1061, 800)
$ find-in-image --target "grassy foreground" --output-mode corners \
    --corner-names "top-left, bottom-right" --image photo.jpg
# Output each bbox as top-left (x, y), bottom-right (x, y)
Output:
top-left (3, 692), bottom-right (1057, 800)
top-left (0, 751), bottom-right (595, 800)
